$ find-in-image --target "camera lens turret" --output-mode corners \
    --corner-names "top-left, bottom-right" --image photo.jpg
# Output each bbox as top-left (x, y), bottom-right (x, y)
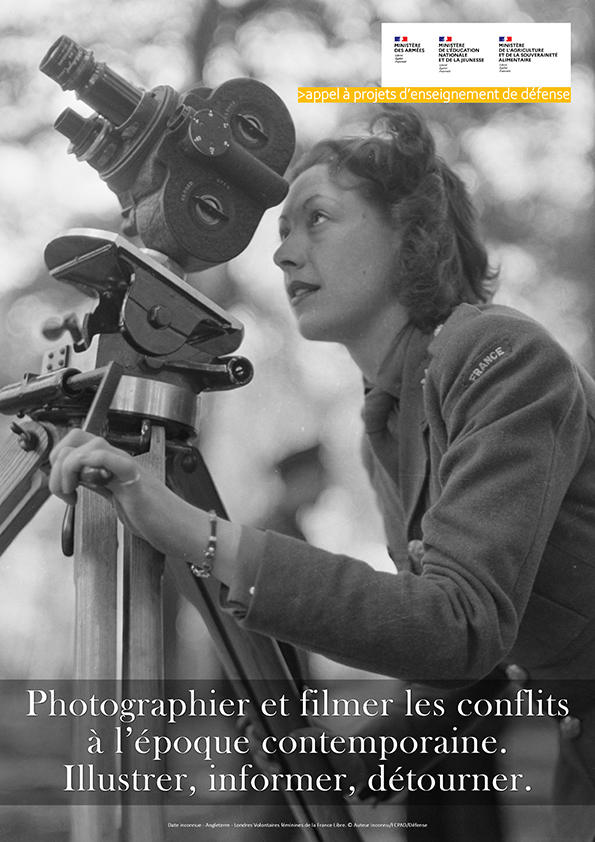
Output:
top-left (40, 35), bottom-right (143, 127)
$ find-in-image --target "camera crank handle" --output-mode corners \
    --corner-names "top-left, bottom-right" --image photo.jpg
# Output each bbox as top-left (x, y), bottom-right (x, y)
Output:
top-left (61, 361), bottom-right (122, 556)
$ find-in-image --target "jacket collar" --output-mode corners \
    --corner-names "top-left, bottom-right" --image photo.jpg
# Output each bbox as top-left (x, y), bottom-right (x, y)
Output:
top-left (364, 304), bottom-right (487, 534)
top-left (363, 321), bottom-right (432, 534)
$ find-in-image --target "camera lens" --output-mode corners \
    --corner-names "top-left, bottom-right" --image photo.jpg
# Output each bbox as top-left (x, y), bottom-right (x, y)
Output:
top-left (53, 107), bottom-right (122, 171)
top-left (54, 108), bottom-right (89, 144)
top-left (40, 35), bottom-right (143, 127)
top-left (40, 36), bottom-right (94, 90)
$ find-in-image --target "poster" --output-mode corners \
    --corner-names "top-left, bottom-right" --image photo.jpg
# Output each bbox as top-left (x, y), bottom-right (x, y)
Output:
top-left (0, 0), bottom-right (593, 840)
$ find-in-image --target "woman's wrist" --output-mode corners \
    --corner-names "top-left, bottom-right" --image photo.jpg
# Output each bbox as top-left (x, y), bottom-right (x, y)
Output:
top-left (176, 509), bottom-right (242, 588)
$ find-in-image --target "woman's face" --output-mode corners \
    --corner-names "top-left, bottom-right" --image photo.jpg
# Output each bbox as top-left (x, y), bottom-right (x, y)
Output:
top-left (274, 164), bottom-right (404, 349)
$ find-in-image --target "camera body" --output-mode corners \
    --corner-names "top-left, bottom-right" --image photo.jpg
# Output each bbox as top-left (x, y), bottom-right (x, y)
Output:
top-left (41, 37), bottom-right (296, 271)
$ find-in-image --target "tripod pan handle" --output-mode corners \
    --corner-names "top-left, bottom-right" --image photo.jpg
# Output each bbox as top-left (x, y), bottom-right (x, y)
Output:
top-left (80, 466), bottom-right (113, 486)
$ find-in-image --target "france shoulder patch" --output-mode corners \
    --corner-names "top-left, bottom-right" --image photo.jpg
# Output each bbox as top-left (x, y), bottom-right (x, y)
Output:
top-left (461, 339), bottom-right (512, 390)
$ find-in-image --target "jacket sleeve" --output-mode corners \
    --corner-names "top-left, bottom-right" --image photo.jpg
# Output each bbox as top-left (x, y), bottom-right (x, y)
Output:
top-left (236, 310), bottom-right (591, 684)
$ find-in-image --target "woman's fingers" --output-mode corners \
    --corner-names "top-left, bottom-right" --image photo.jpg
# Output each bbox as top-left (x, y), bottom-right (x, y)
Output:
top-left (50, 431), bottom-right (208, 557)
top-left (49, 428), bottom-right (96, 466)
top-left (48, 433), bottom-right (141, 503)
top-left (69, 446), bottom-right (140, 487)
top-left (48, 445), bottom-right (79, 502)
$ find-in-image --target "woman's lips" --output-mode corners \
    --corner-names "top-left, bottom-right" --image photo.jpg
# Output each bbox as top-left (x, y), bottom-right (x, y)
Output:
top-left (287, 280), bottom-right (320, 305)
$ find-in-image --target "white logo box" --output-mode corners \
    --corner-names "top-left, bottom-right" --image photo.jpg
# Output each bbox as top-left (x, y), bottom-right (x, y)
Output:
top-left (381, 23), bottom-right (571, 88)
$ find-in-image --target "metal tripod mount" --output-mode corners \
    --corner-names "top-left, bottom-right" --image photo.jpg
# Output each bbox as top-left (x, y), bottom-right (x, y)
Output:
top-left (0, 230), bottom-right (363, 842)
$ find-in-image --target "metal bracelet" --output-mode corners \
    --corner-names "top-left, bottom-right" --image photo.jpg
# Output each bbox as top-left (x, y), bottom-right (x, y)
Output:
top-left (190, 509), bottom-right (217, 579)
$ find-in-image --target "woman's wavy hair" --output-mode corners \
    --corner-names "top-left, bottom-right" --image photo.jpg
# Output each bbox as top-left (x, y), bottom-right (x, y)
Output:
top-left (289, 107), bottom-right (498, 331)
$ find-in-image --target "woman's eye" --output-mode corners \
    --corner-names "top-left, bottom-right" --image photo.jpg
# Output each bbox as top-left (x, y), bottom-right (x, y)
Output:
top-left (311, 210), bottom-right (327, 226)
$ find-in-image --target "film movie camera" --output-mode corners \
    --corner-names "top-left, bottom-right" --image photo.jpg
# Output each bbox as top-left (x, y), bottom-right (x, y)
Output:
top-left (0, 36), bottom-right (362, 842)
top-left (41, 34), bottom-right (294, 271)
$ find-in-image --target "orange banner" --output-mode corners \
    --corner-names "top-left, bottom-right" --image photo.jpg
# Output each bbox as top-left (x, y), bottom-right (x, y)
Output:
top-left (297, 87), bottom-right (571, 103)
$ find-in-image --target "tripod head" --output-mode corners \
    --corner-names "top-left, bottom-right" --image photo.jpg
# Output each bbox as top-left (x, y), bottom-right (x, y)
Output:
top-left (40, 35), bottom-right (296, 272)
top-left (44, 229), bottom-right (245, 361)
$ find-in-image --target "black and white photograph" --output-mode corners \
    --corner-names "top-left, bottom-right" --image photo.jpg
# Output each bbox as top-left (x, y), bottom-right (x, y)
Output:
top-left (0, 1), bottom-right (593, 840)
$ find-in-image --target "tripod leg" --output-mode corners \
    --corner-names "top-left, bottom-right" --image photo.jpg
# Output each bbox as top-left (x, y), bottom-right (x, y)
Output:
top-left (71, 486), bottom-right (119, 842)
top-left (0, 420), bottom-right (53, 555)
top-left (122, 424), bottom-right (167, 842)
top-left (122, 424), bottom-right (166, 682)
top-left (166, 448), bottom-right (364, 842)
top-left (74, 488), bottom-right (119, 678)
top-left (70, 426), bottom-right (168, 842)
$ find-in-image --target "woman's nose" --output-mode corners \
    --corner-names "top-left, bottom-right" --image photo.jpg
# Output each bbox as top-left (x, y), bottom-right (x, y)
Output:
top-left (273, 232), bottom-right (302, 269)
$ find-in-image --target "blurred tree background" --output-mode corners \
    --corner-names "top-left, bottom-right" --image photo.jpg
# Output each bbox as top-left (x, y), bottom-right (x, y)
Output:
top-left (0, 0), bottom-right (592, 837)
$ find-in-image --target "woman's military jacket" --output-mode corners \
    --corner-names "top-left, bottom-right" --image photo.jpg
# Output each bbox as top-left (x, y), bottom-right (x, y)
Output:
top-left (227, 302), bottom-right (595, 830)
top-left (240, 303), bottom-right (595, 691)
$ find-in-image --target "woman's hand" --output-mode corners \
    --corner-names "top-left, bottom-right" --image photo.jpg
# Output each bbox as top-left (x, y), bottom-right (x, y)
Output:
top-left (49, 429), bottom-right (205, 559)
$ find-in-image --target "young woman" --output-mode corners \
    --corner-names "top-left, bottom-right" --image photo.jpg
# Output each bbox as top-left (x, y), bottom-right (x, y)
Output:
top-left (49, 107), bottom-right (595, 838)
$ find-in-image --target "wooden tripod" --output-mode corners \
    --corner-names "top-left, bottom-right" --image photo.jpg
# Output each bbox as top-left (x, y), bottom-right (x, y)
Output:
top-left (0, 232), bottom-right (364, 842)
